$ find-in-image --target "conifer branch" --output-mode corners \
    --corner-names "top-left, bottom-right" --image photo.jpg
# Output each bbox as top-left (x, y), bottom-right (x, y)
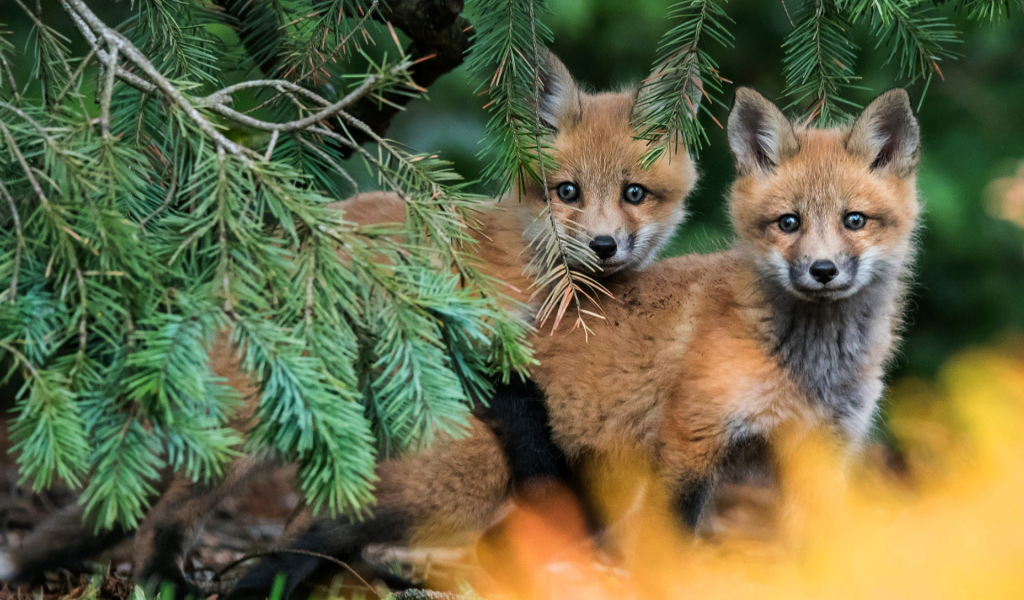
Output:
top-left (846, 0), bottom-right (959, 88)
top-left (524, 0), bottom-right (607, 336)
top-left (4, 0), bottom-right (991, 533)
top-left (0, 22), bottom-right (21, 98)
top-left (199, 60), bottom-right (414, 135)
top-left (60, 0), bottom-right (254, 157)
top-left (783, 0), bottom-right (860, 121)
top-left (958, 0), bottom-right (1024, 20)
top-left (0, 178), bottom-right (23, 302)
top-left (296, 0), bottom-right (383, 83)
top-left (637, 0), bottom-right (734, 162)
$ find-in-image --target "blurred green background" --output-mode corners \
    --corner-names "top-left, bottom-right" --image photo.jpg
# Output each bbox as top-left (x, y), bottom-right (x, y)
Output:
top-left (4, 0), bottom-right (1023, 384)
top-left (387, 0), bottom-right (1024, 384)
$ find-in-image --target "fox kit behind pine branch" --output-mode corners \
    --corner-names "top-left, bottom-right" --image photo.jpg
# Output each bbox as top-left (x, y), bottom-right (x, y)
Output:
top-left (343, 52), bottom-right (699, 309)
top-left (0, 52), bottom-right (700, 591)
top-left (221, 87), bottom-right (922, 600)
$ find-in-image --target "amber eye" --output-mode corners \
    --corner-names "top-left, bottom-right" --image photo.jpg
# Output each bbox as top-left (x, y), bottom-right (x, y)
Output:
top-left (556, 182), bottom-right (580, 203)
top-left (623, 184), bottom-right (647, 205)
top-left (778, 214), bottom-right (801, 233)
top-left (844, 212), bottom-right (867, 230)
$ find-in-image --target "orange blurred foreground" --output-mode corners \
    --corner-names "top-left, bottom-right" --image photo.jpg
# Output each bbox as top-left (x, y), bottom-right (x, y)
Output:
top-left (462, 344), bottom-right (1024, 600)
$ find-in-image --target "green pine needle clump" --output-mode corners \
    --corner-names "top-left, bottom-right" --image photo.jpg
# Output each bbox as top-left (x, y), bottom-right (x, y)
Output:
top-left (0, 0), bottom-right (531, 530)
top-left (635, 0), bottom-right (734, 165)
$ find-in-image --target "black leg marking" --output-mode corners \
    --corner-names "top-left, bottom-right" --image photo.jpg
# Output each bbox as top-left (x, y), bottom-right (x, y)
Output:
top-left (366, 565), bottom-right (420, 591)
top-left (478, 375), bottom-right (571, 484)
top-left (139, 525), bottom-right (202, 599)
top-left (674, 477), bottom-right (716, 531)
top-left (719, 435), bottom-right (774, 487)
top-left (479, 375), bottom-right (605, 534)
top-left (226, 510), bottom-right (412, 600)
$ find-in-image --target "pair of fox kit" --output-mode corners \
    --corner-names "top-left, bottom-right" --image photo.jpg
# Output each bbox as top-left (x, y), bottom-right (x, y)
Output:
top-left (1, 52), bottom-right (921, 598)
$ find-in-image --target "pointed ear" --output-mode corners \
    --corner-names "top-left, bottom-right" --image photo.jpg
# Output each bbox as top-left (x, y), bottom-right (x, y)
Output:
top-left (537, 51), bottom-right (582, 131)
top-left (727, 88), bottom-right (799, 175)
top-left (846, 89), bottom-right (920, 177)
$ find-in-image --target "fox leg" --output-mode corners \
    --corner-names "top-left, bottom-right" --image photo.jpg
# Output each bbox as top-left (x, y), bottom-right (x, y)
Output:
top-left (657, 407), bottom-right (733, 534)
top-left (131, 455), bottom-right (266, 592)
top-left (0, 503), bottom-right (131, 582)
top-left (227, 418), bottom-right (513, 600)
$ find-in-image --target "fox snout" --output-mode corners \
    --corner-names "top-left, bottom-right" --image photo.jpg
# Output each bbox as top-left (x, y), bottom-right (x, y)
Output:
top-left (589, 235), bottom-right (618, 260)
top-left (581, 230), bottom-right (643, 274)
top-left (788, 255), bottom-right (860, 298)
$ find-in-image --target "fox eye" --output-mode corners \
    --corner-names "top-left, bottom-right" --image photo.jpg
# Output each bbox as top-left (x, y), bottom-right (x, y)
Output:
top-left (555, 182), bottom-right (580, 203)
top-left (844, 212), bottom-right (867, 230)
top-left (778, 214), bottom-right (801, 233)
top-left (623, 184), bottom-right (647, 205)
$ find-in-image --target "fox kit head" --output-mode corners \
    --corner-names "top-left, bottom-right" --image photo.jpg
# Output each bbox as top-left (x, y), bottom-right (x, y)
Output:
top-left (519, 53), bottom-right (700, 275)
top-left (727, 88), bottom-right (921, 301)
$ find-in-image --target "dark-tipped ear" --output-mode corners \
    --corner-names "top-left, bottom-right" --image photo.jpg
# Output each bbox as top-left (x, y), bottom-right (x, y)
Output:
top-left (727, 88), bottom-right (799, 175)
top-left (846, 89), bottom-right (920, 177)
top-left (537, 51), bottom-right (582, 131)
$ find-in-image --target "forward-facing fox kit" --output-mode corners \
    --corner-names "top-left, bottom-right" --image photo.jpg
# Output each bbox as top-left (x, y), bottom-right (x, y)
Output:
top-left (0, 52), bottom-right (922, 600)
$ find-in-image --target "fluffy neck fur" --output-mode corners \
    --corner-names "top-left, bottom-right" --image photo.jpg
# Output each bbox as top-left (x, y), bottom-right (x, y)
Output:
top-left (754, 259), bottom-right (910, 439)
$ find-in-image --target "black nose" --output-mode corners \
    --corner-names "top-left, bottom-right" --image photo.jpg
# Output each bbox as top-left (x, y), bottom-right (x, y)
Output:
top-left (589, 236), bottom-right (618, 260)
top-left (809, 259), bottom-right (839, 284)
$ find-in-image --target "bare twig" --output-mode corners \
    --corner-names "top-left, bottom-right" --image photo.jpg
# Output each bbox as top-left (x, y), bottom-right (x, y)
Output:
top-left (0, 119), bottom-right (51, 209)
top-left (199, 79), bottom-right (332, 107)
top-left (215, 147), bottom-right (232, 313)
top-left (0, 341), bottom-right (41, 378)
top-left (61, 0), bottom-right (256, 158)
top-left (213, 0), bottom-right (471, 159)
top-left (263, 129), bottom-right (280, 161)
top-left (99, 38), bottom-right (118, 139)
top-left (202, 60), bottom-right (413, 133)
top-left (305, 253), bottom-right (315, 326)
top-left (58, 0), bottom-right (156, 93)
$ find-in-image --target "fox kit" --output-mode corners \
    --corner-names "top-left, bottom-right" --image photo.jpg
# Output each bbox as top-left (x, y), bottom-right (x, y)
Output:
top-left (531, 87), bottom-right (921, 525)
top-left (223, 87), bottom-right (921, 600)
top-left (0, 53), bottom-right (699, 591)
top-left (343, 54), bottom-right (698, 303)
